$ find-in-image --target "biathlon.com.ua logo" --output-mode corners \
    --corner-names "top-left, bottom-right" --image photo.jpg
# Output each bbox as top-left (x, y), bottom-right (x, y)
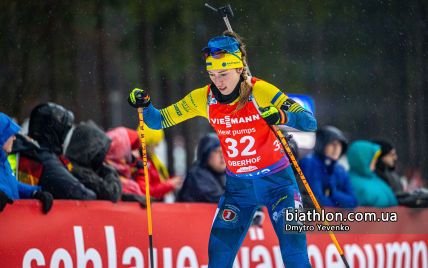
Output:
top-left (283, 209), bottom-right (398, 233)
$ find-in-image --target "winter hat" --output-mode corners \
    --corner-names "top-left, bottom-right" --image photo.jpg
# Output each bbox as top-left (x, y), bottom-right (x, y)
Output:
top-left (371, 139), bottom-right (394, 158)
top-left (203, 36), bottom-right (243, 71)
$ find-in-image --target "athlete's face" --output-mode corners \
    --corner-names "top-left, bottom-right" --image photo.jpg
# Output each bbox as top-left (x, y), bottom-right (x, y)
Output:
top-left (208, 68), bottom-right (242, 95)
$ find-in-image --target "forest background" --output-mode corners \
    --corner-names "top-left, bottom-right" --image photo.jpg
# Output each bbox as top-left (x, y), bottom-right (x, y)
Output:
top-left (1, 1), bottom-right (426, 179)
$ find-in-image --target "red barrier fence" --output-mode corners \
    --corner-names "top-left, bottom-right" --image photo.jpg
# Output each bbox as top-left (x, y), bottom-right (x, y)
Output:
top-left (1, 201), bottom-right (427, 268)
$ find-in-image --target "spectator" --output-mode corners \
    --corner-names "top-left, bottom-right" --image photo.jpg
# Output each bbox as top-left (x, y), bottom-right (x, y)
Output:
top-left (373, 139), bottom-right (428, 207)
top-left (299, 126), bottom-right (357, 208)
top-left (17, 103), bottom-right (96, 200)
top-left (0, 112), bottom-right (53, 213)
top-left (178, 133), bottom-right (226, 203)
top-left (106, 127), bottom-right (144, 195)
top-left (347, 140), bottom-right (398, 207)
top-left (132, 126), bottom-right (183, 201)
top-left (65, 121), bottom-right (122, 202)
top-left (372, 139), bottom-right (405, 193)
top-left (105, 127), bottom-right (148, 206)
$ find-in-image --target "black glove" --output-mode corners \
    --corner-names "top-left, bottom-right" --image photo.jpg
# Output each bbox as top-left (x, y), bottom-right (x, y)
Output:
top-left (0, 190), bottom-right (13, 212)
top-left (121, 193), bottom-right (147, 208)
top-left (136, 159), bottom-right (145, 169)
top-left (32, 190), bottom-right (53, 214)
top-left (259, 106), bottom-right (287, 125)
top-left (128, 88), bottom-right (151, 108)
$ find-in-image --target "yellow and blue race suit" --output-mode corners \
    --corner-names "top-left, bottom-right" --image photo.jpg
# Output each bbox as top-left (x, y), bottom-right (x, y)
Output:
top-left (143, 78), bottom-right (316, 267)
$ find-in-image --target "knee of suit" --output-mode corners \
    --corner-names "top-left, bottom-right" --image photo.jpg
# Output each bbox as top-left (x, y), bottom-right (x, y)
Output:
top-left (284, 252), bottom-right (312, 268)
top-left (279, 232), bottom-right (309, 256)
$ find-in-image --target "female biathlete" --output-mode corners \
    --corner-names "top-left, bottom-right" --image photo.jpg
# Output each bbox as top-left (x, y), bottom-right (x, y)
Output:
top-left (128, 32), bottom-right (316, 268)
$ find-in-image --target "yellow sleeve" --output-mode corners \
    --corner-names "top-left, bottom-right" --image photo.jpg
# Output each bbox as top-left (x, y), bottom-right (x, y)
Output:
top-left (252, 79), bottom-right (288, 109)
top-left (252, 79), bottom-right (305, 112)
top-left (160, 86), bottom-right (208, 128)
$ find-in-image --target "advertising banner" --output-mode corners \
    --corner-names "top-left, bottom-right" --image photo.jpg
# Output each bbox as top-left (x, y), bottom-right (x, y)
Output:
top-left (1, 201), bottom-right (427, 268)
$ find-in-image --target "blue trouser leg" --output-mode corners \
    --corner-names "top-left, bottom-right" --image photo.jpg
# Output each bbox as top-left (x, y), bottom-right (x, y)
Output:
top-left (208, 166), bottom-right (311, 268)
top-left (267, 191), bottom-right (311, 267)
top-left (208, 180), bottom-right (257, 268)
top-left (261, 167), bottom-right (312, 268)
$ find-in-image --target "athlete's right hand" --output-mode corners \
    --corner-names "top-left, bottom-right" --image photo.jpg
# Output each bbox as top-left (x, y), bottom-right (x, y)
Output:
top-left (128, 88), bottom-right (151, 108)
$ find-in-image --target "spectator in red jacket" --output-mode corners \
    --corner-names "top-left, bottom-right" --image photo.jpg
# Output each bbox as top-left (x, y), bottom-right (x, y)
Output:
top-left (106, 127), bottom-right (143, 195)
top-left (130, 126), bottom-right (183, 201)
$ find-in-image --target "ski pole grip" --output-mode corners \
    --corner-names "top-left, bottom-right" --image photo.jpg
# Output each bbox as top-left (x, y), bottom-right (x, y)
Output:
top-left (219, 4), bottom-right (234, 17)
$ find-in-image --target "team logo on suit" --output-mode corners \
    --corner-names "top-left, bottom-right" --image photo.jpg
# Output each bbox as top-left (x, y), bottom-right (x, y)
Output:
top-left (221, 204), bottom-right (240, 222)
top-left (222, 209), bottom-right (236, 221)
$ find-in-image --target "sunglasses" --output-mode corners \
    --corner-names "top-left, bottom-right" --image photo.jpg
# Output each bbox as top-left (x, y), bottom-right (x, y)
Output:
top-left (203, 48), bottom-right (242, 60)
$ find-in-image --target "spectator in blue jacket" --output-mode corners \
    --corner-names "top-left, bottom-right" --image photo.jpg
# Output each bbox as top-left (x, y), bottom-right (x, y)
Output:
top-left (177, 133), bottom-right (226, 203)
top-left (0, 112), bottom-right (53, 213)
top-left (299, 126), bottom-right (357, 208)
top-left (347, 140), bottom-right (398, 207)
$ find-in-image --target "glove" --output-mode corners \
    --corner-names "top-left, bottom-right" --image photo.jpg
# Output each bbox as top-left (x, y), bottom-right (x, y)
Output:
top-left (121, 193), bottom-right (147, 208)
top-left (135, 159), bottom-right (145, 169)
top-left (0, 190), bottom-right (13, 212)
top-left (259, 106), bottom-right (287, 125)
top-left (32, 190), bottom-right (53, 214)
top-left (128, 88), bottom-right (151, 108)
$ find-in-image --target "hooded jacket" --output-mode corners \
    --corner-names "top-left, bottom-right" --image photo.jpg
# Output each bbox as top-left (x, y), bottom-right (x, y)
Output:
top-left (299, 126), bottom-right (357, 208)
top-left (106, 127), bottom-right (143, 195)
top-left (178, 134), bottom-right (226, 203)
top-left (65, 122), bottom-right (121, 202)
top-left (29, 103), bottom-right (74, 155)
top-left (347, 140), bottom-right (398, 207)
top-left (18, 103), bottom-right (96, 200)
top-left (0, 113), bottom-right (40, 199)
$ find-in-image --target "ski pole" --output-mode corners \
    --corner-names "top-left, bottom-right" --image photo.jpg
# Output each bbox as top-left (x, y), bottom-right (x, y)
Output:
top-left (204, 3), bottom-right (252, 77)
top-left (205, 3), bottom-right (234, 34)
top-left (273, 126), bottom-right (350, 268)
top-left (204, 3), bottom-right (350, 267)
top-left (137, 107), bottom-right (155, 268)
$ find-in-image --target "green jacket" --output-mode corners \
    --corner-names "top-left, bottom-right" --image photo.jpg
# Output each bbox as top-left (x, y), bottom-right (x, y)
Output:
top-left (347, 140), bottom-right (398, 207)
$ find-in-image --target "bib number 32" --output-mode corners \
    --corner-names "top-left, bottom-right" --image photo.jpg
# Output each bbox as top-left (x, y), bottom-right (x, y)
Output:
top-left (224, 136), bottom-right (256, 158)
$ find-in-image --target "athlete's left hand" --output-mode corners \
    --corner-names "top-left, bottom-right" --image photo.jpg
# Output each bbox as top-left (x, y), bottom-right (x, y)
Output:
top-left (259, 106), bottom-right (287, 125)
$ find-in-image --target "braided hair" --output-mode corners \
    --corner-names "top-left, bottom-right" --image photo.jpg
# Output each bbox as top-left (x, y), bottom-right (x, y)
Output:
top-left (223, 31), bottom-right (253, 111)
